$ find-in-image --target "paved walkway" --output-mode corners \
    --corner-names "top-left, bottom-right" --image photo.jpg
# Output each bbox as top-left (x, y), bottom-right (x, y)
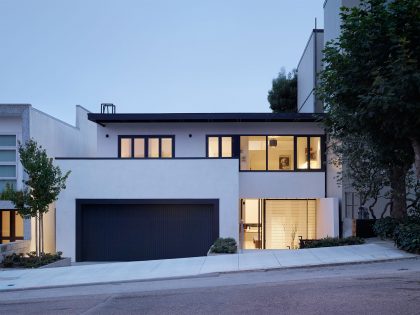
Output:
top-left (0, 242), bottom-right (416, 291)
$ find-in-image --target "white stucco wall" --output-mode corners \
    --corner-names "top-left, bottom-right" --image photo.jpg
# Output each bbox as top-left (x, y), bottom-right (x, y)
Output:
top-left (316, 197), bottom-right (339, 238)
top-left (240, 172), bottom-right (325, 198)
top-left (96, 121), bottom-right (324, 158)
top-left (30, 106), bottom-right (97, 158)
top-left (55, 158), bottom-right (239, 261)
top-left (298, 33), bottom-right (315, 113)
top-left (324, 0), bottom-right (360, 46)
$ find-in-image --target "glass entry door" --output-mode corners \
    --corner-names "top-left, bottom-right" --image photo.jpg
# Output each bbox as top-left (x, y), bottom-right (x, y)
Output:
top-left (241, 199), bottom-right (263, 249)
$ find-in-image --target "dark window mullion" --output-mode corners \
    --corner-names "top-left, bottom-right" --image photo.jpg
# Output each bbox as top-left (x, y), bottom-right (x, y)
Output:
top-left (218, 136), bottom-right (222, 158)
top-left (131, 138), bottom-right (135, 159)
top-left (10, 210), bottom-right (16, 242)
top-left (293, 136), bottom-right (297, 171)
top-left (158, 138), bottom-right (162, 158)
top-left (307, 137), bottom-right (311, 170)
top-left (265, 136), bottom-right (268, 171)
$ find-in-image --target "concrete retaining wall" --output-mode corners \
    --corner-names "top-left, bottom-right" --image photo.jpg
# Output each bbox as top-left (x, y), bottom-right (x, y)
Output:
top-left (0, 240), bottom-right (31, 263)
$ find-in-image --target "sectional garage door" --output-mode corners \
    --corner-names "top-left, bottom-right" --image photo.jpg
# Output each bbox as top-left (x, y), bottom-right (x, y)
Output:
top-left (76, 200), bottom-right (219, 262)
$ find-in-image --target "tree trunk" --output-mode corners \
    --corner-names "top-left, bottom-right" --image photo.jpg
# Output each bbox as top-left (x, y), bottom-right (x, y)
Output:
top-left (35, 216), bottom-right (39, 256)
top-left (390, 165), bottom-right (407, 219)
top-left (40, 213), bottom-right (43, 254)
top-left (411, 137), bottom-right (420, 179)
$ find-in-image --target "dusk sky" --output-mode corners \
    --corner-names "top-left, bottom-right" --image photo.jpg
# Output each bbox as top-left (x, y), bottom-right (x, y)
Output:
top-left (1, 0), bottom-right (324, 124)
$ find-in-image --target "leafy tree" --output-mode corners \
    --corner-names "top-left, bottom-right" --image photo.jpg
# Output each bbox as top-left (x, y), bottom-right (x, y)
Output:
top-left (5, 140), bottom-right (70, 255)
top-left (268, 68), bottom-right (297, 113)
top-left (317, 0), bottom-right (420, 219)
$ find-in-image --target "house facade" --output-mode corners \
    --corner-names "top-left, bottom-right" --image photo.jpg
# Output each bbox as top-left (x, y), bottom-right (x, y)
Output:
top-left (54, 112), bottom-right (339, 261)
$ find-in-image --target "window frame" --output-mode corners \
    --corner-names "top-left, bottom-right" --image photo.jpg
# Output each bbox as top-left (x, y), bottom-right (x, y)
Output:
top-left (0, 210), bottom-right (24, 244)
top-left (118, 135), bottom-right (175, 159)
top-left (206, 135), bottom-right (236, 159)
top-left (0, 134), bottom-right (18, 191)
top-left (207, 134), bottom-right (325, 172)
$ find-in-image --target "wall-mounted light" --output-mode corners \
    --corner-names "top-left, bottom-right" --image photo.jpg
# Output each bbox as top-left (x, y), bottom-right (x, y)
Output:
top-left (269, 139), bottom-right (277, 147)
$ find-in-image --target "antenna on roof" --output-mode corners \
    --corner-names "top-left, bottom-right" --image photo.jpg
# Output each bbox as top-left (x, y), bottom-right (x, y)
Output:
top-left (315, 17), bottom-right (317, 29)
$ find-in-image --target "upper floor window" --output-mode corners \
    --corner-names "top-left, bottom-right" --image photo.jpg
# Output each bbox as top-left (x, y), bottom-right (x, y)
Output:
top-left (239, 135), bottom-right (323, 171)
top-left (119, 136), bottom-right (174, 158)
top-left (207, 136), bottom-right (233, 158)
top-left (296, 136), bottom-right (322, 170)
top-left (0, 135), bottom-right (17, 192)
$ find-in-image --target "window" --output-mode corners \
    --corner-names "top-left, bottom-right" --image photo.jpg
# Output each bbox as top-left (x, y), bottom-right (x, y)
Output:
top-left (267, 136), bottom-right (294, 170)
top-left (0, 210), bottom-right (24, 244)
top-left (207, 136), bottom-right (233, 158)
top-left (0, 135), bottom-right (17, 192)
top-left (240, 135), bottom-right (324, 171)
top-left (119, 136), bottom-right (174, 158)
top-left (297, 136), bottom-right (322, 170)
top-left (240, 136), bottom-right (266, 170)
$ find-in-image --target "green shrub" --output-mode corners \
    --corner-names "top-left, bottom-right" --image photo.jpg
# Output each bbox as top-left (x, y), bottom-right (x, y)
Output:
top-left (373, 217), bottom-right (400, 239)
top-left (393, 223), bottom-right (420, 254)
top-left (300, 236), bottom-right (365, 249)
top-left (210, 237), bottom-right (237, 254)
top-left (1, 251), bottom-right (62, 268)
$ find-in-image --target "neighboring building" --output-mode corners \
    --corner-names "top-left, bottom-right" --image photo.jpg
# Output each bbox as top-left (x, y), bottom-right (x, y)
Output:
top-left (297, 29), bottom-right (324, 113)
top-left (54, 111), bottom-right (339, 262)
top-left (0, 104), bottom-right (97, 251)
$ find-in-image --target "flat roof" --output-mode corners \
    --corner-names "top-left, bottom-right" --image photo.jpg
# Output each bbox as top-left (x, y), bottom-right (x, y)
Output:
top-left (88, 112), bottom-right (323, 125)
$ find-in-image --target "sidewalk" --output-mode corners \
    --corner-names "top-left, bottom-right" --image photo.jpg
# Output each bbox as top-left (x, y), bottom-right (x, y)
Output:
top-left (0, 242), bottom-right (416, 291)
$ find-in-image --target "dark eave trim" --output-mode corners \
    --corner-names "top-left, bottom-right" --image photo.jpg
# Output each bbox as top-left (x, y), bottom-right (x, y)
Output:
top-left (88, 112), bottom-right (324, 124)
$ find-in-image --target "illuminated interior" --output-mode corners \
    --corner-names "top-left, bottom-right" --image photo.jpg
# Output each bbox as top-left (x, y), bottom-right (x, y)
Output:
top-left (241, 199), bottom-right (316, 249)
top-left (267, 136), bottom-right (294, 170)
top-left (240, 136), bottom-right (267, 170)
top-left (0, 210), bottom-right (24, 244)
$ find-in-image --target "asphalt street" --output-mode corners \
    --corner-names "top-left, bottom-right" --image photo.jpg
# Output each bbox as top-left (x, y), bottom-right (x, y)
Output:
top-left (0, 258), bottom-right (419, 314)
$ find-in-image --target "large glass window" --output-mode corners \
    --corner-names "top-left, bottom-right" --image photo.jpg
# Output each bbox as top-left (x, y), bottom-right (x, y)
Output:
top-left (267, 136), bottom-right (294, 171)
top-left (119, 136), bottom-right (174, 158)
top-left (297, 136), bottom-right (322, 170)
top-left (207, 136), bottom-right (233, 158)
top-left (239, 135), bottom-right (323, 171)
top-left (240, 136), bottom-right (266, 170)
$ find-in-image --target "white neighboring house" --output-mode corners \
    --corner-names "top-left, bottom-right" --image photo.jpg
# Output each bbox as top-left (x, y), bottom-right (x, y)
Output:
top-left (0, 104), bottom-right (97, 252)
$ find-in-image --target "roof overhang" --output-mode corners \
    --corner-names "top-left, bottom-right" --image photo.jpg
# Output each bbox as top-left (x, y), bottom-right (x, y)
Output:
top-left (88, 112), bottom-right (324, 125)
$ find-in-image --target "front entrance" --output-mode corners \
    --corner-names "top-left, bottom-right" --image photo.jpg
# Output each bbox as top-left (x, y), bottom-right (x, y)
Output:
top-left (241, 199), bottom-right (316, 249)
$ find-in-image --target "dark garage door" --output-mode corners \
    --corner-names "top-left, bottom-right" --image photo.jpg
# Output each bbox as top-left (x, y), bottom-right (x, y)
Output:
top-left (76, 200), bottom-right (219, 262)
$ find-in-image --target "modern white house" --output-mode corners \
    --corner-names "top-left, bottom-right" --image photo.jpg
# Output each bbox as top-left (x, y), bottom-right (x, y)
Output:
top-left (51, 110), bottom-right (339, 261)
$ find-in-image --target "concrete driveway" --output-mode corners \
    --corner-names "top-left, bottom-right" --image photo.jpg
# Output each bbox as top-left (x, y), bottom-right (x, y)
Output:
top-left (0, 242), bottom-right (416, 291)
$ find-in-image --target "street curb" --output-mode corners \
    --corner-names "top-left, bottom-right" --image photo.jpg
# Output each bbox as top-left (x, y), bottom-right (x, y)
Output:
top-left (0, 256), bottom-right (417, 293)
